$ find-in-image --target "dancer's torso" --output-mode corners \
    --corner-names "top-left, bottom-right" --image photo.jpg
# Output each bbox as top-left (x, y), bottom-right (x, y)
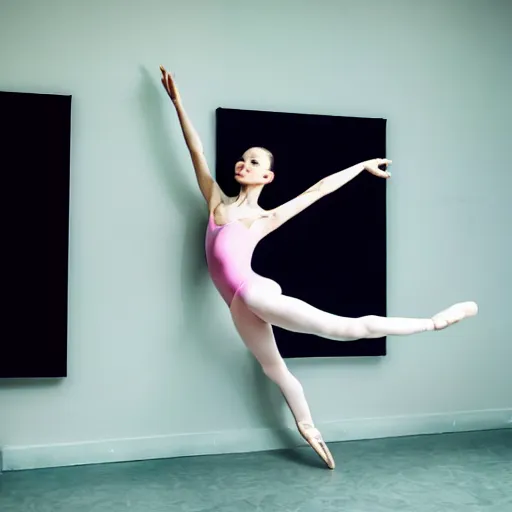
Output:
top-left (205, 214), bottom-right (260, 306)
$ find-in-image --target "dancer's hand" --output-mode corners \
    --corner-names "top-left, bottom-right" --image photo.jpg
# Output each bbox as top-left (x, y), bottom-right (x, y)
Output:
top-left (160, 65), bottom-right (181, 105)
top-left (364, 158), bottom-right (392, 178)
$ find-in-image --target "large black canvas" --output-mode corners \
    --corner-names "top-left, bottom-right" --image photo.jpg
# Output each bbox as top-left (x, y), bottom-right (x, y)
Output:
top-left (1, 91), bottom-right (71, 378)
top-left (215, 107), bottom-right (387, 358)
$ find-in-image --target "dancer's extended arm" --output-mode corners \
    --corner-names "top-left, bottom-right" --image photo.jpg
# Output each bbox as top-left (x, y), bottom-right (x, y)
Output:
top-left (160, 66), bottom-right (226, 209)
top-left (263, 159), bottom-right (391, 233)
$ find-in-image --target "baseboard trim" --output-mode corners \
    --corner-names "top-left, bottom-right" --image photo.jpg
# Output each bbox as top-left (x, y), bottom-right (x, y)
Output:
top-left (3, 408), bottom-right (511, 471)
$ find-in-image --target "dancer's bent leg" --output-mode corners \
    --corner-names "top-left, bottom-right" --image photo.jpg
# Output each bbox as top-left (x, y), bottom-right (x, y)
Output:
top-left (230, 294), bottom-right (313, 424)
top-left (230, 294), bottom-right (335, 469)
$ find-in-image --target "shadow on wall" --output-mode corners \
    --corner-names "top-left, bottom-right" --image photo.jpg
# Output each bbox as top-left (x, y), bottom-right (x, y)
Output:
top-left (137, 65), bottom-right (289, 431)
top-left (138, 65), bottom-right (207, 294)
top-left (137, 66), bottom-right (224, 360)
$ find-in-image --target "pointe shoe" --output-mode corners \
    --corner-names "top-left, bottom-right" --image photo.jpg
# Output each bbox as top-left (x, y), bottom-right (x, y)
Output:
top-left (297, 421), bottom-right (335, 469)
top-left (432, 301), bottom-right (478, 330)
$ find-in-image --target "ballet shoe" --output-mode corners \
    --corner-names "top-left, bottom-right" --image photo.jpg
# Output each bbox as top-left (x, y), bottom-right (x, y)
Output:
top-left (297, 421), bottom-right (335, 469)
top-left (431, 301), bottom-right (478, 330)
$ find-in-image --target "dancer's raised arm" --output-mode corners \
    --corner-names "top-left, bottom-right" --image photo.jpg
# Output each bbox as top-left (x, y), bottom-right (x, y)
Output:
top-left (263, 158), bottom-right (391, 234)
top-left (160, 65), bottom-right (226, 209)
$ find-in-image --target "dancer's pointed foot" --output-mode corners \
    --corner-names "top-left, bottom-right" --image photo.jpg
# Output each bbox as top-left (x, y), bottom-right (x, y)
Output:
top-left (297, 421), bottom-right (335, 469)
top-left (431, 301), bottom-right (478, 330)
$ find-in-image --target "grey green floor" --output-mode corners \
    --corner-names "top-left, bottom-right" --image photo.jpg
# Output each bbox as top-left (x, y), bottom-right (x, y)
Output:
top-left (1, 429), bottom-right (511, 512)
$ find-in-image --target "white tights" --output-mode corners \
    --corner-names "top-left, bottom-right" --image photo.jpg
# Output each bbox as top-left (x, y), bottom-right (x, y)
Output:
top-left (230, 279), bottom-right (477, 425)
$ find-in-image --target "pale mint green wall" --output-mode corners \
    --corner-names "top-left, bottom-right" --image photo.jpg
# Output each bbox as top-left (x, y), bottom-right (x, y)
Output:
top-left (0, 0), bottom-right (511, 468)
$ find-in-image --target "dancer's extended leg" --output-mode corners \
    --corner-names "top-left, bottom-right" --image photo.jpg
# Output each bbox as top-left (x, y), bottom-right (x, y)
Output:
top-left (241, 282), bottom-right (477, 341)
top-left (230, 294), bottom-right (335, 469)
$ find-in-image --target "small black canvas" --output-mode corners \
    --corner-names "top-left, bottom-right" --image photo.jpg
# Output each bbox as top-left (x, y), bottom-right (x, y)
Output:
top-left (1, 91), bottom-right (71, 378)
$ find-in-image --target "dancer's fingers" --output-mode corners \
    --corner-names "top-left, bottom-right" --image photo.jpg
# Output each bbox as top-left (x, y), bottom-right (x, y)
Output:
top-left (370, 167), bottom-right (391, 178)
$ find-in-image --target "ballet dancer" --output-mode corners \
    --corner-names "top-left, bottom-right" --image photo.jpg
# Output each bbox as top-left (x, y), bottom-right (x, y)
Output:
top-left (159, 65), bottom-right (478, 469)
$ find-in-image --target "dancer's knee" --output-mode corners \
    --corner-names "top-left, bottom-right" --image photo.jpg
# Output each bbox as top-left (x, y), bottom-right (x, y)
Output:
top-left (261, 360), bottom-right (295, 387)
top-left (343, 316), bottom-right (376, 340)
top-left (261, 360), bottom-right (286, 380)
top-left (354, 315), bottom-right (381, 338)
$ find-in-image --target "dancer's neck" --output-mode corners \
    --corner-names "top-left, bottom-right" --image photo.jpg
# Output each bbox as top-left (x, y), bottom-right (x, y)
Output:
top-left (234, 185), bottom-right (264, 207)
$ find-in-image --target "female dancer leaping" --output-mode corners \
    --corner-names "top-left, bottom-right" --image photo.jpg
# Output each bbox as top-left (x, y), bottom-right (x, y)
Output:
top-left (159, 65), bottom-right (478, 469)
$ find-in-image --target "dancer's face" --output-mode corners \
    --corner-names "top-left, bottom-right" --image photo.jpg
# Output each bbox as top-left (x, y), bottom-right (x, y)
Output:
top-left (234, 147), bottom-right (274, 186)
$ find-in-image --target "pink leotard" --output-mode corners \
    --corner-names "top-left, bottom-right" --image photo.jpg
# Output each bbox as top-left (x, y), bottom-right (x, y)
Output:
top-left (205, 214), bottom-right (260, 306)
